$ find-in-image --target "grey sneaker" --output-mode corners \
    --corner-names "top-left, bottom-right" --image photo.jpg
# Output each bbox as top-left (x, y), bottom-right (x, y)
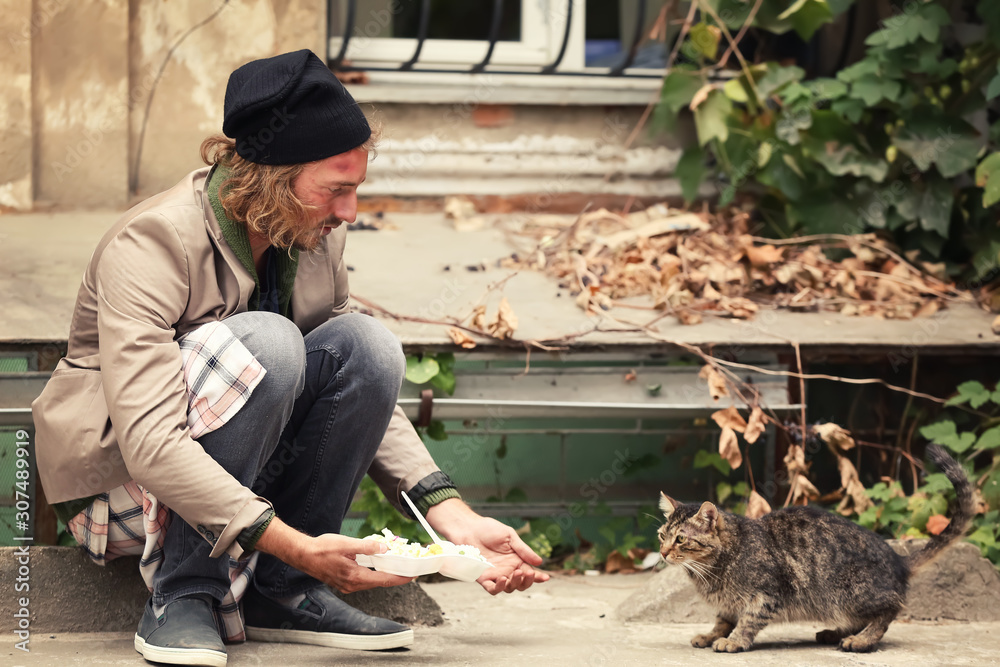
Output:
top-left (243, 585), bottom-right (413, 650)
top-left (134, 595), bottom-right (227, 667)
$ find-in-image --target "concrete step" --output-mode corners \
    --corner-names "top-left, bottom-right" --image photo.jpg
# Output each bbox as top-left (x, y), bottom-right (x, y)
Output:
top-left (0, 547), bottom-right (442, 633)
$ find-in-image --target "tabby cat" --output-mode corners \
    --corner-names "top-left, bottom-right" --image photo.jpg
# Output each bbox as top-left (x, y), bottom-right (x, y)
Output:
top-left (657, 445), bottom-right (973, 653)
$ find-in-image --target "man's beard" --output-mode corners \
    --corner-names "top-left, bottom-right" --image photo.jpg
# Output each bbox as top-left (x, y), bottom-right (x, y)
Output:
top-left (289, 213), bottom-right (343, 252)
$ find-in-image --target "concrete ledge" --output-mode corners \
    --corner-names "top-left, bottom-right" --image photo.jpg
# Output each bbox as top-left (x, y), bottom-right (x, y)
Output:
top-left (0, 547), bottom-right (443, 632)
top-left (615, 541), bottom-right (1000, 624)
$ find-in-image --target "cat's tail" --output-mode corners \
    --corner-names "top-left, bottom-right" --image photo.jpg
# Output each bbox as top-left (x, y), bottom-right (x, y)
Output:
top-left (905, 444), bottom-right (975, 574)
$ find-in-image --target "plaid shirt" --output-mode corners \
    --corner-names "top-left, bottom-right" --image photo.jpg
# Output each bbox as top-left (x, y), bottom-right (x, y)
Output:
top-left (67, 320), bottom-right (266, 643)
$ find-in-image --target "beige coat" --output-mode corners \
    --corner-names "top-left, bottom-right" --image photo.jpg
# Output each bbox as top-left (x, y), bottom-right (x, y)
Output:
top-left (31, 167), bottom-right (440, 559)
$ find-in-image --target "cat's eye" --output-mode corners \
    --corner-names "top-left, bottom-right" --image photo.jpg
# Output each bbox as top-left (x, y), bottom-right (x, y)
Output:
top-left (676, 535), bottom-right (686, 544)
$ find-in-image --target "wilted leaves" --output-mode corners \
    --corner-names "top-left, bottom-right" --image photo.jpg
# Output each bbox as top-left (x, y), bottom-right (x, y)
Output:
top-left (699, 365), bottom-right (730, 400)
top-left (744, 407), bottom-right (766, 444)
top-left (448, 327), bottom-right (477, 349)
top-left (499, 204), bottom-right (962, 329)
top-left (487, 297), bottom-right (519, 340)
top-left (718, 427), bottom-right (742, 469)
top-left (746, 490), bottom-right (772, 519)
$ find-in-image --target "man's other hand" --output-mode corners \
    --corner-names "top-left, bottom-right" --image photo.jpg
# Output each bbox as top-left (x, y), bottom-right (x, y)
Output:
top-left (426, 498), bottom-right (550, 595)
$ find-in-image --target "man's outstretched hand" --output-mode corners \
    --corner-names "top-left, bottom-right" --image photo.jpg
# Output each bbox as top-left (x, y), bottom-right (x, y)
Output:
top-left (426, 498), bottom-right (550, 595)
top-left (256, 516), bottom-right (413, 594)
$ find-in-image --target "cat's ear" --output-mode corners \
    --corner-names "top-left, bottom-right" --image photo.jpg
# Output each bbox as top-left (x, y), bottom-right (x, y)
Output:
top-left (660, 492), bottom-right (679, 517)
top-left (694, 501), bottom-right (721, 528)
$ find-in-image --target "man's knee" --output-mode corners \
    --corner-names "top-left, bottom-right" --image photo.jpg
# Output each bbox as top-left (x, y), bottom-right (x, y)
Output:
top-left (314, 313), bottom-right (405, 387)
top-left (224, 312), bottom-right (306, 394)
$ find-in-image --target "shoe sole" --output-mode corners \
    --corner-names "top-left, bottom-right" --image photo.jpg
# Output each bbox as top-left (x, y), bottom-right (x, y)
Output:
top-left (245, 625), bottom-right (414, 651)
top-left (134, 633), bottom-right (228, 667)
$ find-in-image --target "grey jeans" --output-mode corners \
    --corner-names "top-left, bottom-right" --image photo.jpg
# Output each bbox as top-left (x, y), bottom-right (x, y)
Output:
top-left (151, 311), bottom-right (405, 605)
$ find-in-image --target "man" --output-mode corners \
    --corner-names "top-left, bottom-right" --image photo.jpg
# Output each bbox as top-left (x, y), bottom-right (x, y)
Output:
top-left (32, 49), bottom-right (548, 667)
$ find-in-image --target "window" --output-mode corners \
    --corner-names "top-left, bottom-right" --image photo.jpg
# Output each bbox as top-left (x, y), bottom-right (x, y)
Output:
top-left (328, 1), bottom-right (670, 104)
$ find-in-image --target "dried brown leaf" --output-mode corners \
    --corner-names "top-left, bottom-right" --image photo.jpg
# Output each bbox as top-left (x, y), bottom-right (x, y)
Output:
top-left (746, 490), bottom-right (772, 519)
top-left (678, 310), bottom-right (703, 325)
top-left (745, 244), bottom-right (784, 268)
top-left (448, 327), bottom-right (477, 349)
top-left (487, 297), bottom-right (519, 340)
top-left (711, 406), bottom-right (747, 433)
top-left (744, 407), bottom-right (766, 444)
top-left (470, 305), bottom-right (487, 330)
top-left (926, 514), bottom-right (950, 536)
top-left (814, 423), bottom-right (856, 452)
top-left (698, 365), bottom-right (730, 400)
top-left (915, 300), bottom-right (940, 318)
top-left (719, 426), bottom-right (743, 469)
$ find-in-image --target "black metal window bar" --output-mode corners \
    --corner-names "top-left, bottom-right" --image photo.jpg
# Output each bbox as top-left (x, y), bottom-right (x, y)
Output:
top-left (330, 0), bottom-right (662, 78)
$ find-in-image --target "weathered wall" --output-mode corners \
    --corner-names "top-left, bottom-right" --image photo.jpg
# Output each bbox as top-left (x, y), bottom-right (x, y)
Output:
top-left (128, 0), bottom-right (327, 198)
top-left (33, 0), bottom-right (130, 208)
top-left (0, 0), bottom-right (34, 211)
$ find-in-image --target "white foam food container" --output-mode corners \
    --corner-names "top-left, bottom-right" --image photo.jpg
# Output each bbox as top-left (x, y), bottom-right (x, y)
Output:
top-left (356, 552), bottom-right (491, 582)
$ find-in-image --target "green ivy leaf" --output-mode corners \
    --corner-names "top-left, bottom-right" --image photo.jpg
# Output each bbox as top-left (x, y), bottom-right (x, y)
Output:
top-left (405, 356), bottom-right (439, 384)
top-left (837, 58), bottom-right (880, 83)
top-left (780, 0), bottom-right (834, 41)
top-left (976, 153), bottom-right (1000, 208)
top-left (659, 68), bottom-right (704, 114)
top-left (919, 473), bottom-right (954, 495)
top-left (756, 64), bottom-right (806, 98)
top-left (693, 450), bottom-right (731, 476)
top-left (920, 420), bottom-right (976, 453)
top-left (804, 141), bottom-right (888, 181)
top-left (968, 526), bottom-right (998, 548)
top-left (694, 90), bottom-right (732, 146)
top-left (676, 145), bottom-right (707, 203)
top-left (717, 482), bottom-right (733, 505)
top-left (425, 419), bottom-right (448, 441)
top-left (808, 77), bottom-right (848, 100)
top-left (430, 369), bottom-right (456, 396)
top-left (872, 4), bottom-right (950, 48)
top-left (830, 97), bottom-right (865, 123)
top-left (976, 426), bottom-right (1000, 451)
top-left (892, 117), bottom-right (982, 179)
top-left (850, 74), bottom-right (901, 105)
top-left (723, 78), bottom-right (750, 103)
top-left (689, 22), bottom-right (721, 60)
top-left (786, 196), bottom-right (857, 234)
top-left (776, 109), bottom-right (812, 145)
top-left (945, 380), bottom-right (991, 408)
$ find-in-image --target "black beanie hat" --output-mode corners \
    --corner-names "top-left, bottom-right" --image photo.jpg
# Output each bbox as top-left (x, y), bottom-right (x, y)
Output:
top-left (222, 49), bottom-right (371, 165)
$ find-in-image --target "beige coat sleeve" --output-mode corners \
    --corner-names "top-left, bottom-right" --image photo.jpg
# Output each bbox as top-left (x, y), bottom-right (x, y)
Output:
top-left (367, 406), bottom-right (443, 513)
top-left (96, 213), bottom-right (270, 559)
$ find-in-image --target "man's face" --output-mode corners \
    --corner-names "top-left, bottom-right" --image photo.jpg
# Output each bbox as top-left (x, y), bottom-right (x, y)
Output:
top-left (291, 147), bottom-right (369, 250)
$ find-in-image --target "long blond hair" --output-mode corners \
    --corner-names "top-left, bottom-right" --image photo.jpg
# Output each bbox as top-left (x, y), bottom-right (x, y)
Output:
top-left (200, 130), bottom-right (378, 250)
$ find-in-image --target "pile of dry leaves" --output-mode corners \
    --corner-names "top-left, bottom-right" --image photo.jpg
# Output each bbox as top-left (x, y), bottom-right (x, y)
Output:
top-left (497, 204), bottom-right (975, 325)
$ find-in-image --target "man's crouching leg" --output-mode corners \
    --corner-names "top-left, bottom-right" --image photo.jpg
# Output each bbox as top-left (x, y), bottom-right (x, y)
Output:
top-left (138, 312), bottom-right (306, 666)
top-left (245, 313), bottom-right (412, 650)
